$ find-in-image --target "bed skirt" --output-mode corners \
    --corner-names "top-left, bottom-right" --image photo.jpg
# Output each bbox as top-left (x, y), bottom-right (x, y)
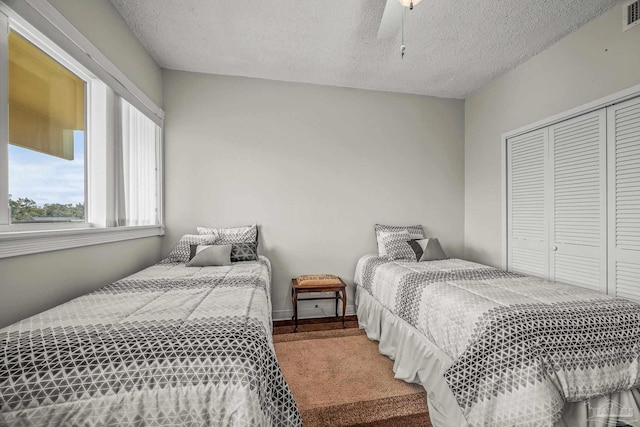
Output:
top-left (355, 286), bottom-right (640, 427)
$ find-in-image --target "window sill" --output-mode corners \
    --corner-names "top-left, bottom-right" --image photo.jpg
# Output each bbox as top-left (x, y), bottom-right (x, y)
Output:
top-left (0, 225), bottom-right (164, 258)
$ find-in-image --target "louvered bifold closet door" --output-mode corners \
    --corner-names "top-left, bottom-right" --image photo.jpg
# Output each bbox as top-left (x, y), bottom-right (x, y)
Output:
top-left (507, 129), bottom-right (549, 278)
top-left (608, 97), bottom-right (640, 302)
top-left (549, 110), bottom-right (607, 292)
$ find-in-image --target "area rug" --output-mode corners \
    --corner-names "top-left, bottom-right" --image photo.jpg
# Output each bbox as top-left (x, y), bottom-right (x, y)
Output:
top-left (273, 317), bottom-right (432, 427)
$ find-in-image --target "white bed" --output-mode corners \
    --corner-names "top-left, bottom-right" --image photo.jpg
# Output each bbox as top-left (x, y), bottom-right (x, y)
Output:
top-left (1, 256), bottom-right (301, 426)
top-left (354, 255), bottom-right (640, 427)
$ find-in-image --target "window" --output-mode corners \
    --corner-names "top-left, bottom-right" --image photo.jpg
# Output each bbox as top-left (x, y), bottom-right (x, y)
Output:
top-left (9, 131), bottom-right (86, 223)
top-left (8, 29), bottom-right (87, 225)
top-left (0, 5), bottom-right (164, 258)
top-left (116, 99), bottom-right (160, 227)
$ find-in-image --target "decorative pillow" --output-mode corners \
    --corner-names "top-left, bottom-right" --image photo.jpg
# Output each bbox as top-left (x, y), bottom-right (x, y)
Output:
top-left (166, 234), bottom-right (218, 263)
top-left (230, 241), bottom-right (259, 262)
top-left (381, 231), bottom-right (415, 261)
top-left (197, 224), bottom-right (258, 244)
top-left (375, 224), bottom-right (424, 256)
top-left (408, 238), bottom-right (447, 262)
top-left (187, 244), bottom-right (232, 267)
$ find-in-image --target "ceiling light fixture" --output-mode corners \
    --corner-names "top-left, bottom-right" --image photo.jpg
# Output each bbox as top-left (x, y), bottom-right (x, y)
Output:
top-left (398, 0), bottom-right (422, 58)
top-left (398, 0), bottom-right (422, 10)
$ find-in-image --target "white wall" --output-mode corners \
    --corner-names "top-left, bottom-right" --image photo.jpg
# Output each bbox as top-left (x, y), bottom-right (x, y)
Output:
top-left (465, 3), bottom-right (640, 267)
top-left (0, 0), bottom-right (164, 328)
top-left (162, 70), bottom-right (465, 319)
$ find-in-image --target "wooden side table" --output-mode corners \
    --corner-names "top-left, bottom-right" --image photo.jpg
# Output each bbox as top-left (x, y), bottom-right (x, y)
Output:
top-left (291, 277), bottom-right (347, 332)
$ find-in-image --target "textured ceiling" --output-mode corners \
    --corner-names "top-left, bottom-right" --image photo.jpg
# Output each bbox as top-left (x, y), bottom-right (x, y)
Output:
top-left (110, 0), bottom-right (619, 99)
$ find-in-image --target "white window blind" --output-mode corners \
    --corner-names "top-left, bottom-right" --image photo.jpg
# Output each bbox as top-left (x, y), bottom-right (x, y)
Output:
top-left (116, 99), bottom-right (160, 227)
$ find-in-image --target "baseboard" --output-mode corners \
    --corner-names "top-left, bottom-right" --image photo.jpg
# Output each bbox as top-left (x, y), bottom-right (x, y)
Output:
top-left (273, 304), bottom-right (356, 321)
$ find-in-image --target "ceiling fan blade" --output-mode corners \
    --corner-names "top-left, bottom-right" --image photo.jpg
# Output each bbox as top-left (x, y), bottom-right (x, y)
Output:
top-left (377, 0), bottom-right (403, 39)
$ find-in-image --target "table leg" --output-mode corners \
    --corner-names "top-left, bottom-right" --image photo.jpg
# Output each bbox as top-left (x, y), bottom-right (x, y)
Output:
top-left (293, 291), bottom-right (299, 332)
top-left (335, 291), bottom-right (339, 317)
top-left (341, 288), bottom-right (347, 328)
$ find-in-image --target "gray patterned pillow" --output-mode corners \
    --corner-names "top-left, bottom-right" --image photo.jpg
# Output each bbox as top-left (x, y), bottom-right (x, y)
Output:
top-left (197, 224), bottom-right (258, 244)
top-left (381, 231), bottom-right (415, 261)
top-left (230, 241), bottom-right (259, 262)
top-left (375, 224), bottom-right (424, 256)
top-left (166, 234), bottom-right (218, 263)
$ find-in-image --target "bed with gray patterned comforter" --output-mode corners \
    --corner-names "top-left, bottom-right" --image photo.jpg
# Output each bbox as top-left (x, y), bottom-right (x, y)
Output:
top-left (0, 256), bottom-right (301, 426)
top-left (355, 255), bottom-right (640, 427)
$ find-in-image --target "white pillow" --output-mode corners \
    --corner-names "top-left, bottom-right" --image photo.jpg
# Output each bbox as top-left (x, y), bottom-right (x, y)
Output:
top-left (197, 224), bottom-right (257, 244)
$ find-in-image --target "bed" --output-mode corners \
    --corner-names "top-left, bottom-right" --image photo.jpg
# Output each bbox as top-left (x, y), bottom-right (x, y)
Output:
top-left (354, 255), bottom-right (640, 427)
top-left (0, 256), bottom-right (301, 426)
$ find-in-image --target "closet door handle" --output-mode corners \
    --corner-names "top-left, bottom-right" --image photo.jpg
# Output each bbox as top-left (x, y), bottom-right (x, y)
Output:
top-left (552, 245), bottom-right (558, 251)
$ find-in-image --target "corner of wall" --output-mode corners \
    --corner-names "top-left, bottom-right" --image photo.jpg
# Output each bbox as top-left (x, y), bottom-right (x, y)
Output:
top-left (47, 0), bottom-right (163, 107)
top-left (463, 2), bottom-right (640, 267)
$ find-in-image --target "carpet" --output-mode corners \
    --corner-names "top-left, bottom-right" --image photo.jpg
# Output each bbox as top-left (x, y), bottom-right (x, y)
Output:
top-left (273, 317), bottom-right (432, 426)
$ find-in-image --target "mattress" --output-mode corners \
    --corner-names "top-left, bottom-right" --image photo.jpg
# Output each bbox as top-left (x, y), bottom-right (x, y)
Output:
top-left (354, 255), bottom-right (640, 427)
top-left (0, 256), bottom-right (301, 426)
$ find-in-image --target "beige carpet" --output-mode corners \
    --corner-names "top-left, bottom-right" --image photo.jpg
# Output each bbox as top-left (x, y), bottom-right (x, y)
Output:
top-left (274, 317), bottom-right (432, 426)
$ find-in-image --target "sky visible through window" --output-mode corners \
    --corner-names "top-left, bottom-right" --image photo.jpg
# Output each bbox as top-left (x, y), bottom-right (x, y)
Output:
top-left (9, 130), bottom-right (85, 206)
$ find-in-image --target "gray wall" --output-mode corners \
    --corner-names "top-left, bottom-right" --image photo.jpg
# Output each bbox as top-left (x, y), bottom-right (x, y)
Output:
top-left (464, 3), bottom-right (640, 267)
top-left (0, 0), bottom-right (164, 328)
top-left (162, 70), bottom-right (465, 319)
top-left (0, 240), bottom-right (162, 327)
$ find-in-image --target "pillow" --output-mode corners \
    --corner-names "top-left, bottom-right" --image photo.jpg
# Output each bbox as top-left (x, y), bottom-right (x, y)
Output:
top-left (375, 224), bottom-right (424, 256)
top-left (166, 234), bottom-right (218, 263)
top-left (381, 231), bottom-right (415, 261)
top-left (230, 241), bottom-right (259, 262)
top-left (408, 238), bottom-right (447, 262)
top-left (186, 244), bottom-right (232, 267)
top-left (197, 224), bottom-right (258, 244)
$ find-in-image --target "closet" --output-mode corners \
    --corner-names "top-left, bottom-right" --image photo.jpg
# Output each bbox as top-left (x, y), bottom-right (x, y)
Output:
top-left (507, 96), bottom-right (640, 300)
top-left (608, 98), bottom-right (640, 300)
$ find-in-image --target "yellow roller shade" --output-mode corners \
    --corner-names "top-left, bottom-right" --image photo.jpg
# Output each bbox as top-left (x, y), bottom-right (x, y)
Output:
top-left (8, 30), bottom-right (85, 160)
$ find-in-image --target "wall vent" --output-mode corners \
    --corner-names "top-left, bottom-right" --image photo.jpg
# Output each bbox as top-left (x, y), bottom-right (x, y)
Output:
top-left (624, 0), bottom-right (640, 31)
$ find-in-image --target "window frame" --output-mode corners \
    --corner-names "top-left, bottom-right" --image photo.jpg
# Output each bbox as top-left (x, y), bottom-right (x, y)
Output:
top-left (0, 2), bottom-right (164, 259)
top-left (5, 19), bottom-right (91, 229)
top-left (0, 11), bottom-right (9, 226)
top-left (115, 96), bottom-right (163, 227)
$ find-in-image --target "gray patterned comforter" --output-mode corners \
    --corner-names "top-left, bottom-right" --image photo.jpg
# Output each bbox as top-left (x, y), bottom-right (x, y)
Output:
top-left (355, 255), bottom-right (640, 427)
top-left (1, 257), bottom-right (301, 426)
